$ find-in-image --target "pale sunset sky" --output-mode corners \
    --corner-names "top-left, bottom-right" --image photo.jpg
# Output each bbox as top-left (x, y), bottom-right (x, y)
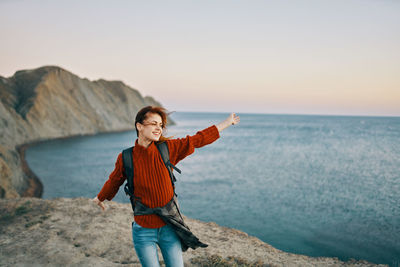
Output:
top-left (1, 0), bottom-right (399, 116)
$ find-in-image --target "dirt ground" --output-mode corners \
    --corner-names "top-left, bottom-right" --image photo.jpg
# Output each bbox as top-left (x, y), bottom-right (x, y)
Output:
top-left (0, 197), bottom-right (387, 267)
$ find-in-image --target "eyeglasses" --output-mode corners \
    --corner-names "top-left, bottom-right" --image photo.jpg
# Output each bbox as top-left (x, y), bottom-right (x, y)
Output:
top-left (142, 121), bottom-right (165, 129)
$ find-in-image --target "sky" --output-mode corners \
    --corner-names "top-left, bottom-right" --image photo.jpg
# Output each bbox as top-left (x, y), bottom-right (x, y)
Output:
top-left (1, 0), bottom-right (399, 116)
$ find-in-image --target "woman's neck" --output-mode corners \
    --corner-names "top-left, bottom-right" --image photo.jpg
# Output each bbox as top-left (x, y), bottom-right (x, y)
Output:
top-left (137, 136), bottom-right (152, 148)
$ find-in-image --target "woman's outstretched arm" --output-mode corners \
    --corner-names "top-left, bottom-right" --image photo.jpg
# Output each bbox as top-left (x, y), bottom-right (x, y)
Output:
top-left (167, 112), bottom-right (240, 166)
top-left (216, 113), bottom-right (240, 132)
top-left (92, 153), bottom-right (126, 211)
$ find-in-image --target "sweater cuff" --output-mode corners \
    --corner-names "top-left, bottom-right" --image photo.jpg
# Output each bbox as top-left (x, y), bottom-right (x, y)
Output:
top-left (97, 192), bottom-right (107, 202)
top-left (207, 125), bottom-right (220, 141)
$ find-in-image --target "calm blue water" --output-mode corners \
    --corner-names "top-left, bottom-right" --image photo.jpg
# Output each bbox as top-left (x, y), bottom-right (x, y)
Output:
top-left (26, 112), bottom-right (400, 266)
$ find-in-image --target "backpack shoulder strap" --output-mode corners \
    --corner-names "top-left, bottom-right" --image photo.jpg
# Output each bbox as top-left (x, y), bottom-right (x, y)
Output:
top-left (122, 146), bottom-right (134, 197)
top-left (156, 142), bottom-right (181, 186)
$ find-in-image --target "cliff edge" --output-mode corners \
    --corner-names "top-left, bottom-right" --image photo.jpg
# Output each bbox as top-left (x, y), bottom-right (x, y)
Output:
top-left (0, 197), bottom-right (385, 267)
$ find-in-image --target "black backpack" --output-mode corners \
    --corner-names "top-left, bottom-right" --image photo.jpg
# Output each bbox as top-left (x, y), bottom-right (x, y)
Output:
top-left (122, 142), bottom-right (181, 212)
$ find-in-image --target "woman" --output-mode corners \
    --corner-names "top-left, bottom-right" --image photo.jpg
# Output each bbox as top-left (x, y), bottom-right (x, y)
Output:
top-left (93, 106), bottom-right (240, 267)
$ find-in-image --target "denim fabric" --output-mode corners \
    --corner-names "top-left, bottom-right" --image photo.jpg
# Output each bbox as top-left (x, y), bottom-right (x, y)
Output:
top-left (132, 221), bottom-right (184, 267)
top-left (134, 195), bottom-right (208, 251)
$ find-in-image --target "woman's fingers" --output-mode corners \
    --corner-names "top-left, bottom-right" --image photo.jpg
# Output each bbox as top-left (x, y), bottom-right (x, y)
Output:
top-left (231, 113), bottom-right (240, 125)
top-left (92, 196), bottom-right (106, 211)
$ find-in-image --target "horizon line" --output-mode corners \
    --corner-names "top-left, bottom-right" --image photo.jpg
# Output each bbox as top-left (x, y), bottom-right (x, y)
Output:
top-left (172, 110), bottom-right (400, 118)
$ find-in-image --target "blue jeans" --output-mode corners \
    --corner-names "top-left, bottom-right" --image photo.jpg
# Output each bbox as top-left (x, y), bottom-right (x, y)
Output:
top-left (132, 221), bottom-right (184, 267)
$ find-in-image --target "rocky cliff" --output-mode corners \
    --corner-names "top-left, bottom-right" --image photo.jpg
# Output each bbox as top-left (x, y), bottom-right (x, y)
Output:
top-left (0, 65), bottom-right (163, 198)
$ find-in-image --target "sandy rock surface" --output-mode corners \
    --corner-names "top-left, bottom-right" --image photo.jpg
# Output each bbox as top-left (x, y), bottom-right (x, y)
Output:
top-left (0, 197), bottom-right (386, 267)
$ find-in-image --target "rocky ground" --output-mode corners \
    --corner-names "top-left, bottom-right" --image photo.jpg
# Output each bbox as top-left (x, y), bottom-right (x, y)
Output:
top-left (0, 197), bottom-right (387, 267)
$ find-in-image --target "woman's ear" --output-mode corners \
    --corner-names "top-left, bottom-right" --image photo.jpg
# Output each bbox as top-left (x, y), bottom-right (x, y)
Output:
top-left (136, 122), bottom-right (143, 132)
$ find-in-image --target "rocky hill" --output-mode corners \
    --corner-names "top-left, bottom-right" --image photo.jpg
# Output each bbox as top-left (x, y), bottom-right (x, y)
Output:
top-left (0, 197), bottom-right (385, 267)
top-left (0, 65), bottom-right (163, 198)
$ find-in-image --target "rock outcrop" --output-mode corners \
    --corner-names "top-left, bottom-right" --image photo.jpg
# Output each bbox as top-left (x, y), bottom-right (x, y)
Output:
top-left (0, 66), bottom-right (164, 198)
top-left (0, 197), bottom-right (386, 267)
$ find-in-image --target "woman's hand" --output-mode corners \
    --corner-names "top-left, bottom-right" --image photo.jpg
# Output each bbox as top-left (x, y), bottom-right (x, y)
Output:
top-left (228, 113), bottom-right (240, 125)
top-left (216, 113), bottom-right (240, 132)
top-left (92, 196), bottom-right (106, 211)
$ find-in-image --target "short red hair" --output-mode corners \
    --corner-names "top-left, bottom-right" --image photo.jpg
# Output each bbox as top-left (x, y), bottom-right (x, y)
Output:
top-left (135, 106), bottom-right (170, 142)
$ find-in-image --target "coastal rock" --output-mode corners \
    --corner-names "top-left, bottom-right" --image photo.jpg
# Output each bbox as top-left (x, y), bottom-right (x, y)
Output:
top-left (0, 65), bottom-right (165, 198)
top-left (0, 197), bottom-right (386, 267)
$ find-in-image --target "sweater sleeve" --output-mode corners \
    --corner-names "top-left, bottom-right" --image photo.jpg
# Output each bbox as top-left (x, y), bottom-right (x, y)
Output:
top-left (97, 153), bottom-right (127, 201)
top-left (167, 125), bottom-right (220, 166)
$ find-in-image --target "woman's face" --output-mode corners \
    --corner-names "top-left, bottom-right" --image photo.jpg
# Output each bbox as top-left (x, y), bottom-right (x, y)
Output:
top-left (137, 112), bottom-right (164, 142)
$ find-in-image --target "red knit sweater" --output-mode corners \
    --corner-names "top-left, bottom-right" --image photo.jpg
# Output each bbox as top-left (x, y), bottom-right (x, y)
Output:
top-left (97, 125), bottom-right (220, 228)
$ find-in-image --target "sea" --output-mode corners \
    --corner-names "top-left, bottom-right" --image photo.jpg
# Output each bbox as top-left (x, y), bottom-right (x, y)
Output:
top-left (25, 112), bottom-right (400, 266)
